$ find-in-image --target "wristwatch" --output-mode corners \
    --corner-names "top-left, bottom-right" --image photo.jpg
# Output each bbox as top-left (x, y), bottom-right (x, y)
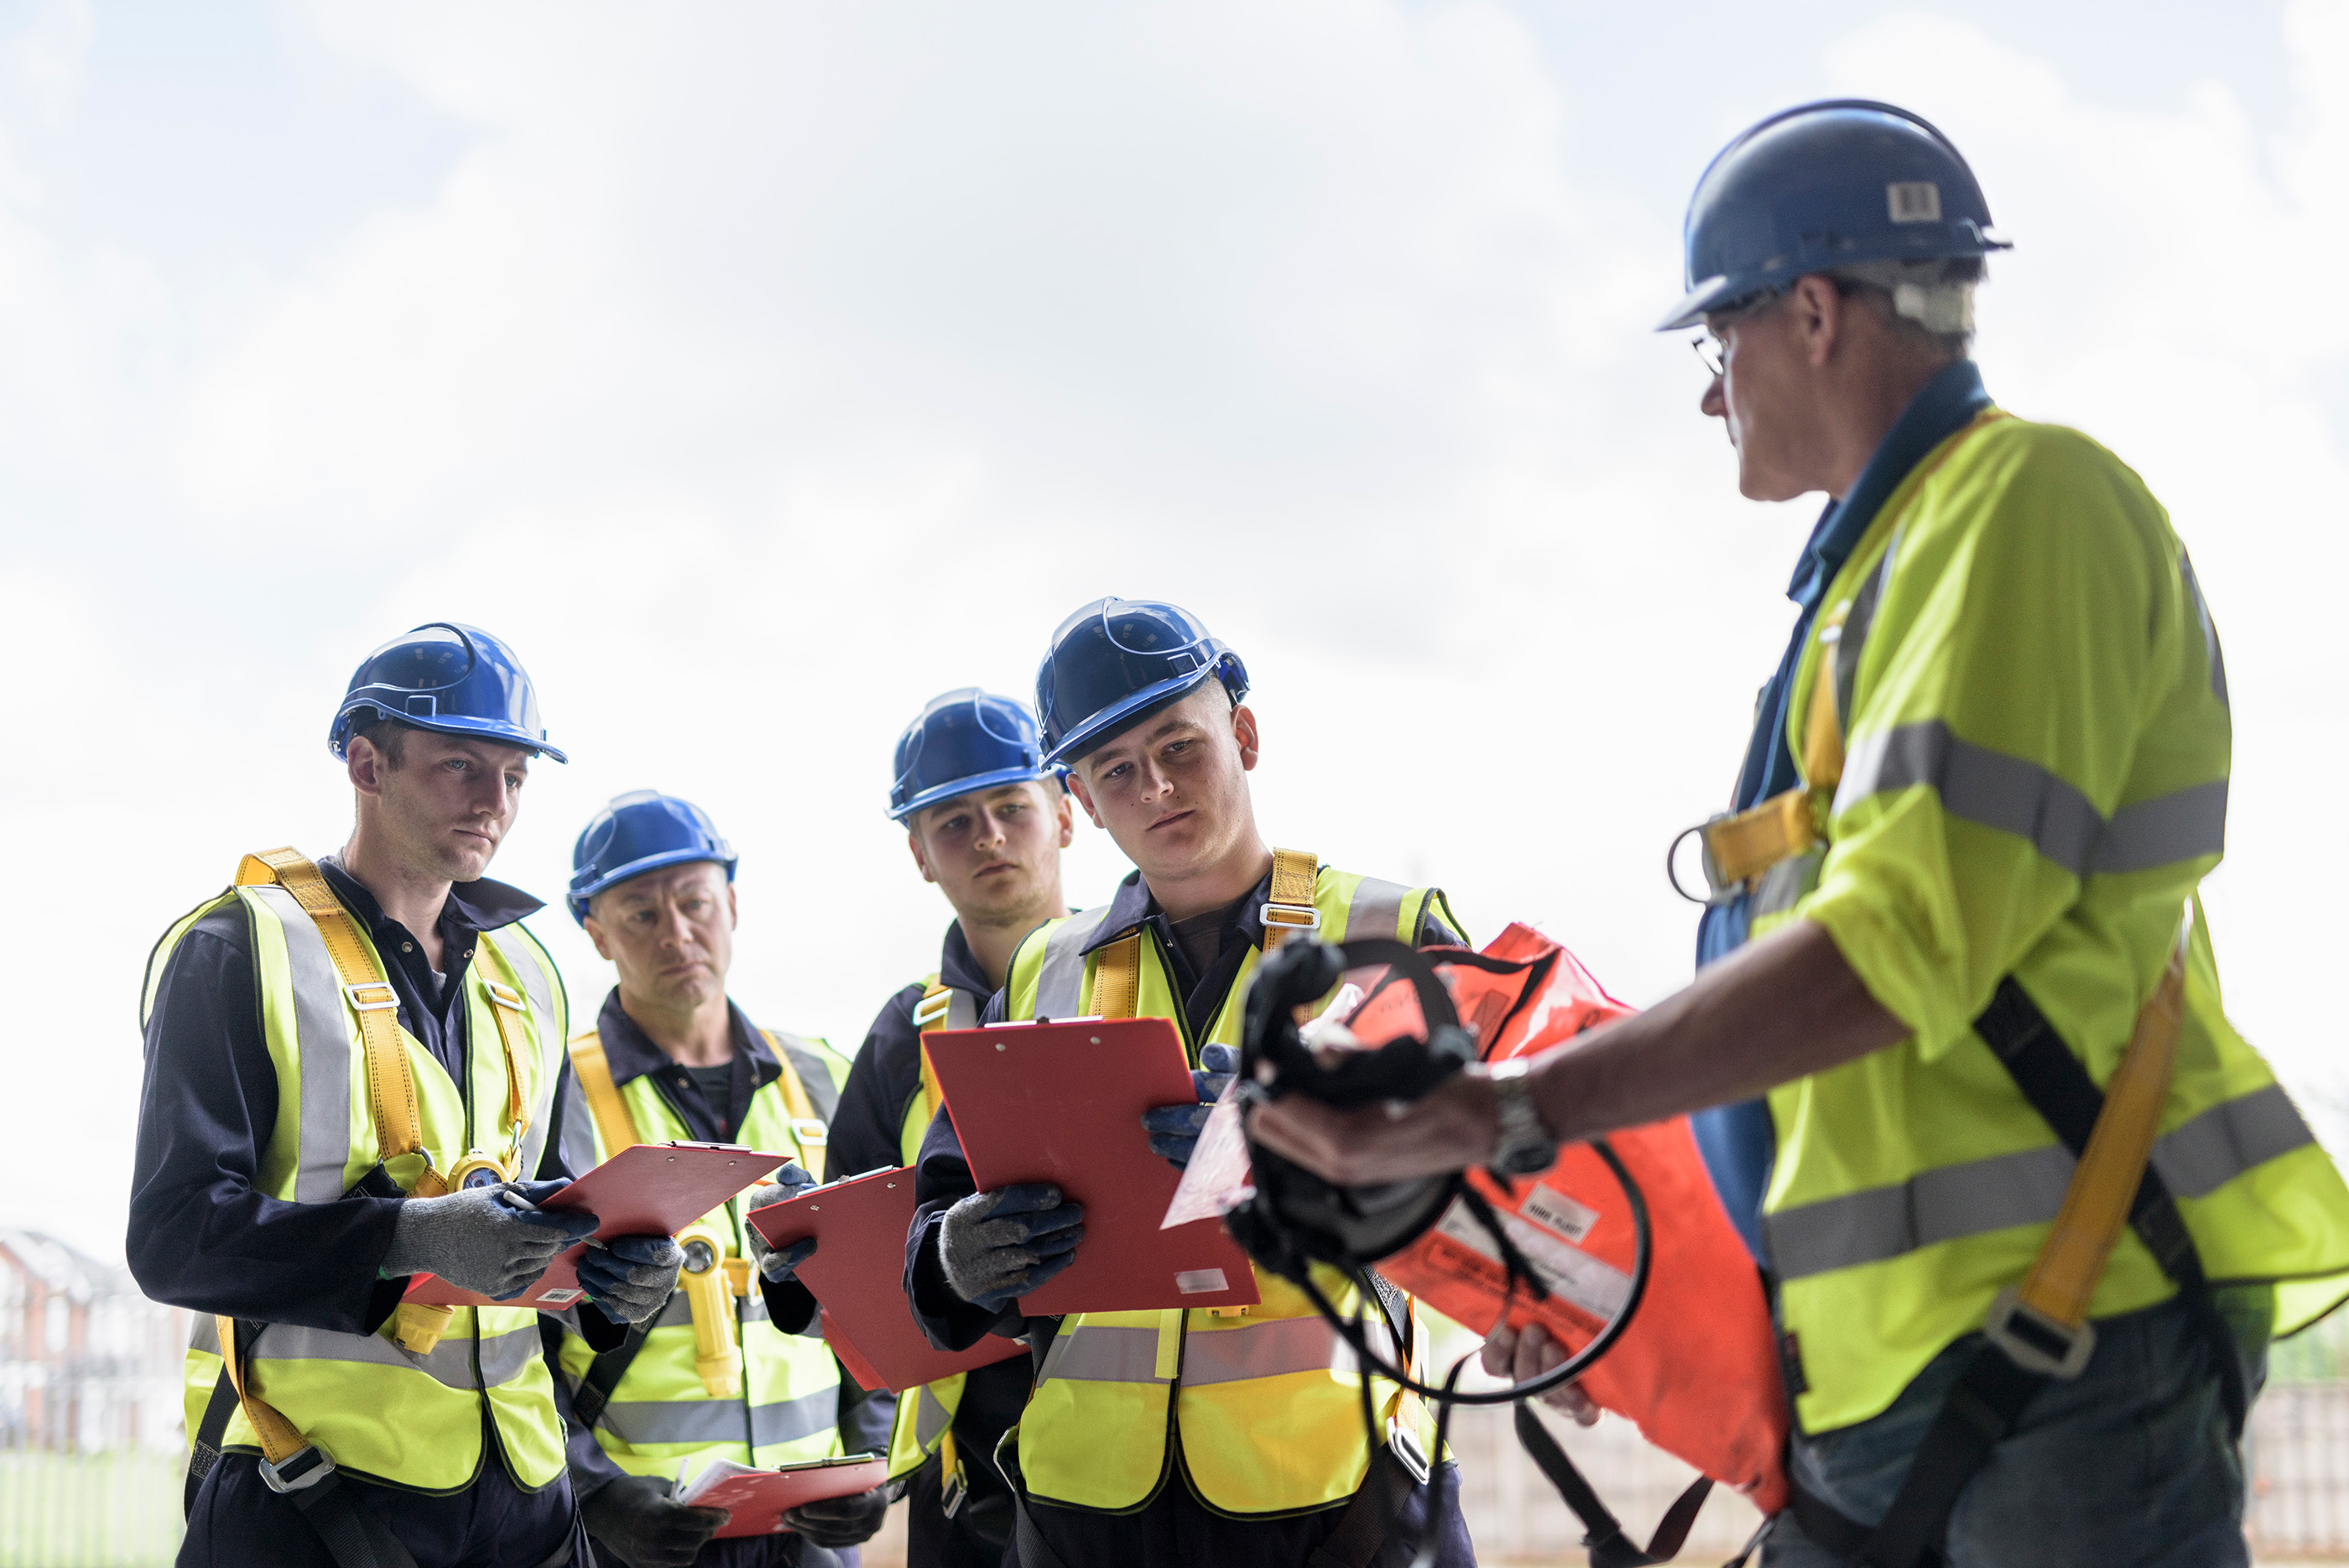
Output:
top-left (1486, 1061), bottom-right (1560, 1176)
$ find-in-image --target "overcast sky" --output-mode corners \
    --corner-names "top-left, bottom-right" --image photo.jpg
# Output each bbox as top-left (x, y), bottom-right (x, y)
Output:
top-left (5, 0), bottom-right (2343, 1258)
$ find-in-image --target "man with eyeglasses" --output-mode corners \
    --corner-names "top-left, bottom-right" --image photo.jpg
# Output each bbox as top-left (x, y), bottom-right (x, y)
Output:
top-left (1251, 101), bottom-right (2349, 1568)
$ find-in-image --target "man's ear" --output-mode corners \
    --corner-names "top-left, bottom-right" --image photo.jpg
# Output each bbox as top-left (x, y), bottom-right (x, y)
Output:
top-left (726, 883), bottom-right (738, 930)
top-left (1230, 703), bottom-right (1262, 773)
top-left (346, 737), bottom-right (387, 800)
top-left (907, 827), bottom-right (935, 884)
top-left (1065, 770), bottom-right (1104, 829)
top-left (1054, 784), bottom-right (1076, 848)
top-left (1790, 273), bottom-right (1846, 369)
top-left (582, 911), bottom-right (614, 961)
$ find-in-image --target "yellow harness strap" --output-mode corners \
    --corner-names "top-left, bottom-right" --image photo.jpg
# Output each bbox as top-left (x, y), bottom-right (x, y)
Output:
top-left (763, 1031), bottom-right (830, 1183)
top-left (1092, 935), bottom-right (1142, 1021)
top-left (216, 1315), bottom-right (310, 1465)
top-left (1991, 920), bottom-right (2191, 1360)
top-left (1261, 847), bottom-right (1320, 950)
top-left (237, 849), bottom-right (443, 1197)
top-left (914, 983), bottom-right (953, 1127)
top-left (567, 1034), bottom-right (642, 1159)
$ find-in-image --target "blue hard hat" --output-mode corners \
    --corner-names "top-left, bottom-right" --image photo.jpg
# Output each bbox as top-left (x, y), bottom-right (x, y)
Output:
top-left (328, 622), bottom-right (565, 763)
top-left (1034, 597), bottom-right (1248, 767)
top-left (888, 689), bottom-right (1059, 821)
top-left (567, 791), bottom-right (737, 925)
top-left (1658, 100), bottom-right (2010, 331)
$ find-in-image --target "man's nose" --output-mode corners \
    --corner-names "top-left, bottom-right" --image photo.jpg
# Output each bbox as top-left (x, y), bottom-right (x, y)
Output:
top-left (974, 812), bottom-right (1007, 847)
top-left (1701, 375), bottom-right (1727, 419)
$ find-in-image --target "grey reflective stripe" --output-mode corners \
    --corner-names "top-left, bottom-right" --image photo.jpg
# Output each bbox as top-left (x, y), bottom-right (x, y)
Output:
top-left (250, 1322), bottom-right (541, 1392)
top-left (247, 885), bottom-right (356, 1204)
top-left (1835, 721), bottom-right (2225, 879)
top-left (1037, 1324), bottom-right (1165, 1386)
top-left (2180, 553), bottom-right (2229, 707)
top-left (492, 930), bottom-right (563, 1178)
top-left (1834, 528), bottom-right (1901, 736)
top-left (2152, 1083), bottom-right (2312, 1199)
top-left (2092, 780), bottom-right (2228, 876)
top-left (1343, 878), bottom-right (1409, 944)
top-left (771, 1033), bottom-right (841, 1123)
top-left (600, 1388), bottom-right (837, 1448)
top-left (945, 989), bottom-right (979, 1031)
top-left (915, 1383), bottom-right (952, 1451)
top-left (558, 1067), bottom-right (601, 1179)
top-left (1034, 907), bottom-right (1112, 1020)
top-left (1748, 852), bottom-right (1822, 920)
top-left (1180, 1315), bottom-right (1341, 1387)
top-left (190, 1315), bottom-right (221, 1354)
top-left (1766, 1084), bottom-right (2316, 1280)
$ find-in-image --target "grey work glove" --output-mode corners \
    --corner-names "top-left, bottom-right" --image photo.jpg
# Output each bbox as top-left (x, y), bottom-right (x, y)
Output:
top-left (381, 1179), bottom-right (599, 1300)
top-left (581, 1474), bottom-right (729, 1568)
top-left (1141, 1043), bottom-right (1239, 1168)
top-left (576, 1233), bottom-right (686, 1324)
top-left (939, 1183), bottom-right (1085, 1312)
top-left (742, 1163), bottom-right (820, 1283)
top-left (783, 1485), bottom-right (891, 1547)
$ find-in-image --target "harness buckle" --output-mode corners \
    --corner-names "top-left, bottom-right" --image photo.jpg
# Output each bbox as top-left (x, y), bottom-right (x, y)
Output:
top-left (1260, 903), bottom-right (1320, 933)
top-left (1982, 1286), bottom-right (2096, 1379)
top-left (259, 1443), bottom-right (338, 1495)
top-left (940, 1463), bottom-right (967, 1518)
top-left (343, 982), bottom-right (398, 1013)
top-left (484, 980), bottom-right (526, 1012)
top-left (791, 1119), bottom-right (830, 1147)
top-left (1386, 1417), bottom-right (1432, 1485)
top-left (911, 991), bottom-right (952, 1029)
top-left (1666, 820), bottom-right (1742, 907)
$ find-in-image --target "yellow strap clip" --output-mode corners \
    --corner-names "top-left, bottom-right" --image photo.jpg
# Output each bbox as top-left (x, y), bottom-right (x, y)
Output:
top-left (1260, 847), bottom-right (1320, 951)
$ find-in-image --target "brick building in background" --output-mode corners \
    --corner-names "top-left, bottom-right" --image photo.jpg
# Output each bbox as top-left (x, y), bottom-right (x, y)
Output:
top-left (0, 1230), bottom-right (185, 1455)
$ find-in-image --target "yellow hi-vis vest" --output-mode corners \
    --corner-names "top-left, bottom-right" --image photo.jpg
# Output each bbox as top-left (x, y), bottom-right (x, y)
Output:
top-left (1694, 410), bottom-right (2349, 1432)
top-left (556, 1024), bottom-right (853, 1484)
top-left (886, 977), bottom-right (981, 1487)
top-left (149, 852), bottom-right (572, 1492)
top-left (1000, 852), bottom-right (1461, 1515)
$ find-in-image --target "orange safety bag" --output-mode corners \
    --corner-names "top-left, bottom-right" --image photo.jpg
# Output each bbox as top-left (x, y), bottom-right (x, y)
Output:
top-left (1363, 923), bottom-right (1790, 1514)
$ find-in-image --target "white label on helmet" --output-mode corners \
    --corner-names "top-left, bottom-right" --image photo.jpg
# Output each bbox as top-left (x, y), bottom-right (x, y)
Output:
top-left (1888, 181), bottom-right (1942, 223)
top-left (1519, 1183), bottom-right (1599, 1244)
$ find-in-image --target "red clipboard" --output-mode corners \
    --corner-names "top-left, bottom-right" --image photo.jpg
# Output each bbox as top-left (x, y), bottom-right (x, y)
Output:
top-left (404, 1141), bottom-right (789, 1310)
top-left (681, 1452), bottom-right (889, 1539)
top-left (746, 1167), bottom-right (1028, 1393)
top-left (924, 1018), bottom-right (1258, 1315)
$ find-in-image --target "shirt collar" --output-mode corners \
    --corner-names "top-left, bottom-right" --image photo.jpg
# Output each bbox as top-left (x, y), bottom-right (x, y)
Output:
top-left (937, 921), bottom-right (994, 997)
top-left (593, 987), bottom-right (781, 1091)
top-left (1784, 358), bottom-right (1992, 612)
top-left (317, 855), bottom-right (543, 942)
top-left (1081, 865), bottom-right (1274, 958)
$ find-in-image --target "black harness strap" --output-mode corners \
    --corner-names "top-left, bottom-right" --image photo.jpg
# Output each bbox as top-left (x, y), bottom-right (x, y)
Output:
top-left (1513, 1404), bottom-right (1711, 1568)
top-left (569, 1318), bottom-right (658, 1430)
top-left (1803, 977), bottom-right (2243, 1568)
top-left (1305, 1451), bottom-right (1419, 1568)
top-left (185, 1321), bottom-right (257, 1519)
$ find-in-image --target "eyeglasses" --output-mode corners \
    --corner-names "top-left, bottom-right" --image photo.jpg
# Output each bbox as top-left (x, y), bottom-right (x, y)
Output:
top-left (1691, 334), bottom-right (1726, 380)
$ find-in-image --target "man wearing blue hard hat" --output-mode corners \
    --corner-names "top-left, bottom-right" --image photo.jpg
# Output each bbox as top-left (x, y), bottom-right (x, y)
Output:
top-left (550, 792), bottom-right (891, 1568)
top-left (132, 623), bottom-right (686, 1568)
top-left (805, 690), bottom-right (1076, 1567)
top-left (903, 602), bottom-right (1475, 1568)
top-left (1250, 102), bottom-right (2349, 1567)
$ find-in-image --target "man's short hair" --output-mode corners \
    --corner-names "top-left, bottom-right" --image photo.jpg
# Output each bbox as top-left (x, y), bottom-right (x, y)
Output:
top-left (350, 714), bottom-right (416, 768)
top-left (1829, 256), bottom-right (1982, 360)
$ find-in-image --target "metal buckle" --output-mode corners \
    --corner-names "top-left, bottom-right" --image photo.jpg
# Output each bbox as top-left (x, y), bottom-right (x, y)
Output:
top-left (940, 1462), bottom-right (967, 1518)
top-left (791, 1119), bottom-right (830, 1146)
top-left (911, 991), bottom-right (952, 1029)
top-left (484, 980), bottom-right (526, 1012)
top-left (259, 1443), bottom-right (337, 1495)
top-left (1982, 1286), bottom-right (2096, 1379)
top-left (1386, 1418), bottom-right (1432, 1485)
top-left (1665, 819), bottom-right (1742, 907)
top-left (1259, 902), bottom-right (1320, 932)
top-left (344, 982), bottom-right (398, 1013)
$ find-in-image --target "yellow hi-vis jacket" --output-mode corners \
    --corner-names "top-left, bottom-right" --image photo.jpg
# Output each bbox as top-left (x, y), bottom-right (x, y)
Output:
top-left (885, 975), bottom-right (982, 1485)
top-left (556, 1021), bottom-right (853, 1485)
top-left (151, 861), bottom-right (574, 1492)
top-left (998, 858), bottom-right (1461, 1515)
top-left (1727, 408), bottom-right (2349, 1433)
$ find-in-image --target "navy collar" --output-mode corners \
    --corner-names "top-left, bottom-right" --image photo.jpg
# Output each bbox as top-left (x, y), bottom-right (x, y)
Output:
top-left (1784, 358), bottom-right (1991, 614)
top-left (317, 855), bottom-right (542, 940)
top-left (937, 921), bottom-right (995, 996)
top-left (593, 988), bottom-right (782, 1093)
top-left (1081, 865), bottom-right (1273, 959)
